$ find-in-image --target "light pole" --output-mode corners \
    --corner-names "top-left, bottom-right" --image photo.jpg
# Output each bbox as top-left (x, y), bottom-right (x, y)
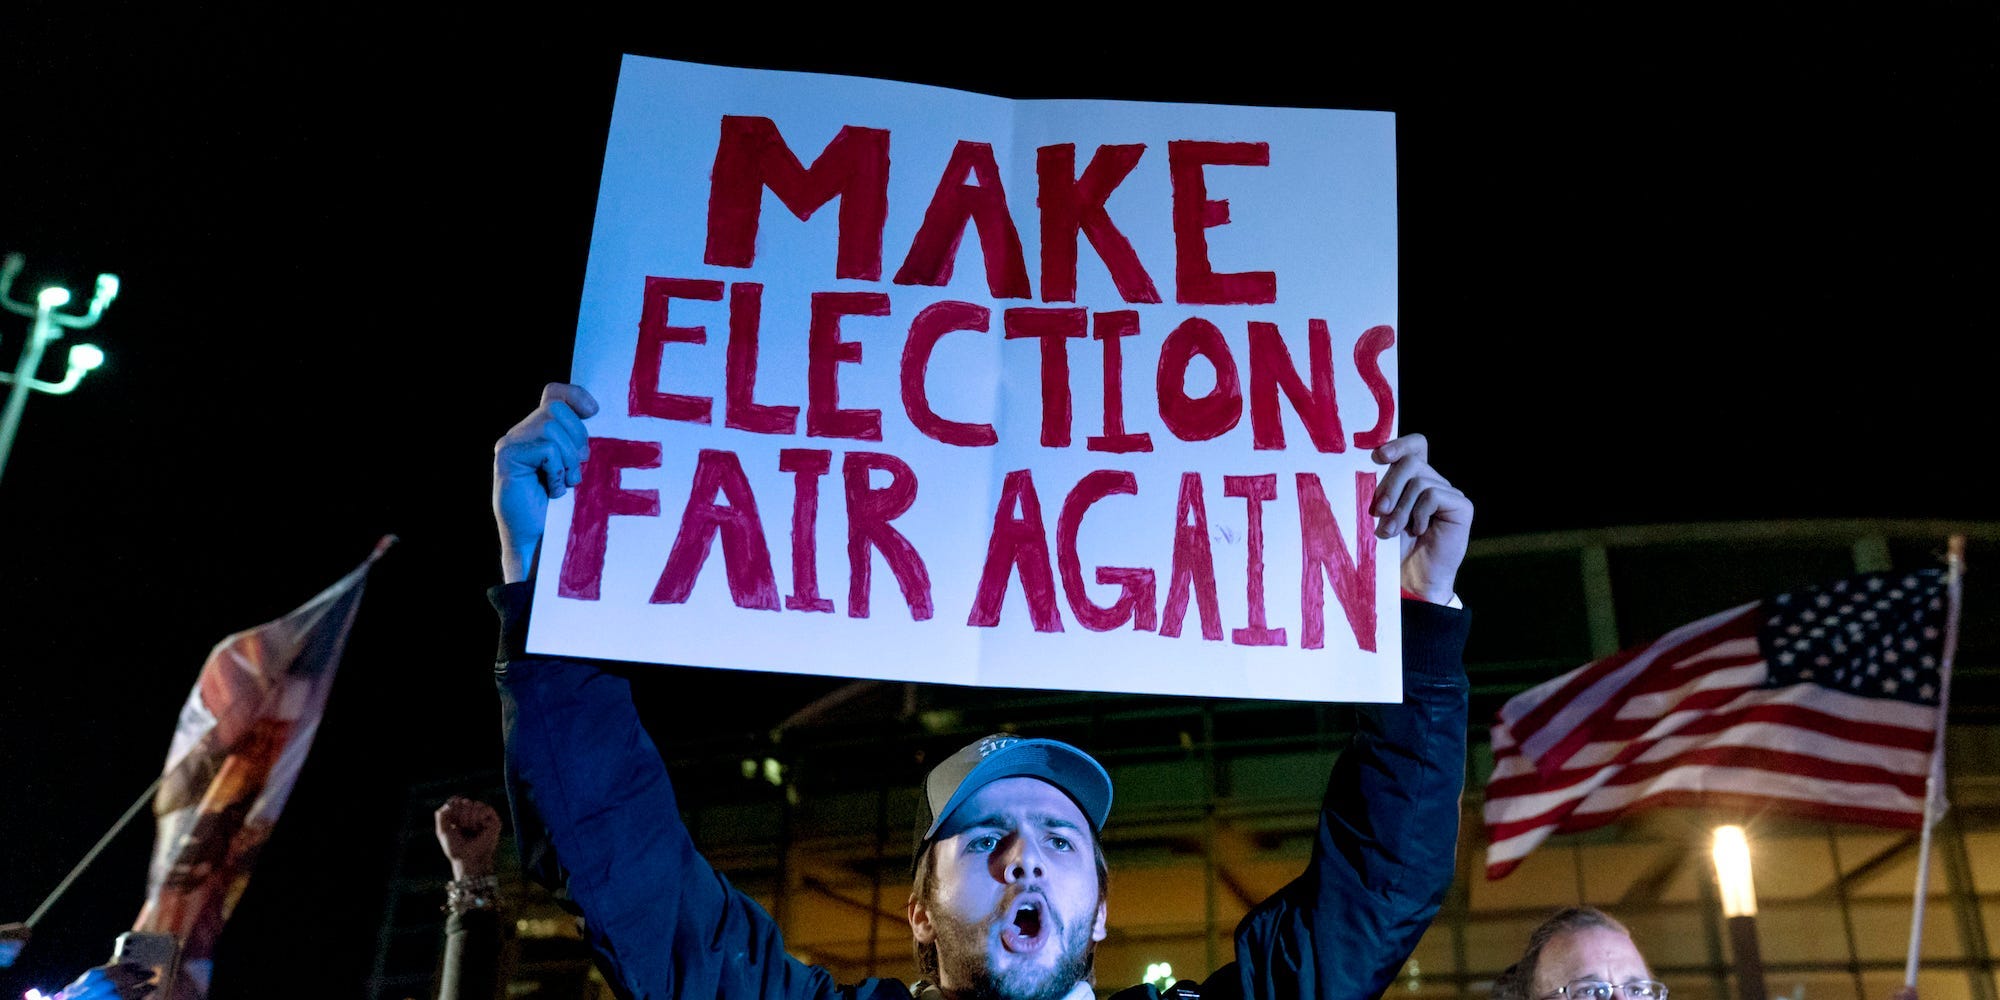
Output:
top-left (1713, 824), bottom-right (1768, 1000)
top-left (0, 253), bottom-right (118, 485)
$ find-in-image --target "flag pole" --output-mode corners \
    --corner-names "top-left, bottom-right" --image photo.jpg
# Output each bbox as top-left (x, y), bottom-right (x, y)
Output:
top-left (1904, 534), bottom-right (1966, 987)
top-left (22, 774), bottom-right (164, 930)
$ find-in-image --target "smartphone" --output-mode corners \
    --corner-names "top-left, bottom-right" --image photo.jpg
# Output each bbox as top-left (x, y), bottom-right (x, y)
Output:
top-left (111, 931), bottom-right (178, 995)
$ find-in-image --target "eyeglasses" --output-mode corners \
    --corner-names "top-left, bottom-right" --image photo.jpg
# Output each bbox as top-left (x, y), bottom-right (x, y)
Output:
top-left (1542, 980), bottom-right (1669, 1000)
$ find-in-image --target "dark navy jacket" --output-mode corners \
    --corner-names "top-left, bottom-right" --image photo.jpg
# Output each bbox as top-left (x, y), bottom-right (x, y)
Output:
top-left (492, 584), bottom-right (1469, 1000)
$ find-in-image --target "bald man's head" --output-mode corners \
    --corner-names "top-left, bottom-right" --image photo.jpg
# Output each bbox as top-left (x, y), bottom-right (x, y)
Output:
top-left (1495, 907), bottom-right (1654, 1000)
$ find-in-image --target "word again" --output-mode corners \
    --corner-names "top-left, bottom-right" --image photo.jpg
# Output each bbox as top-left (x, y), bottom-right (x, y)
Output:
top-left (556, 446), bottom-right (1383, 653)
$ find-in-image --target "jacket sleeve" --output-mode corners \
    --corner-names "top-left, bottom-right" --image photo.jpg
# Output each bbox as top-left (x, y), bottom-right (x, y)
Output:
top-left (1225, 599), bottom-right (1470, 1000)
top-left (440, 906), bottom-right (505, 1000)
top-left (489, 583), bottom-right (906, 1000)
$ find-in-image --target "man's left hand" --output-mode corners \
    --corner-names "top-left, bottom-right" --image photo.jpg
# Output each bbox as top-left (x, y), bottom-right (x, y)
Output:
top-left (1369, 433), bottom-right (1473, 604)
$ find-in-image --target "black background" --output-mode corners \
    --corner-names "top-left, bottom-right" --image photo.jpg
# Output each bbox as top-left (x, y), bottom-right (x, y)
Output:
top-left (1, 4), bottom-right (1992, 997)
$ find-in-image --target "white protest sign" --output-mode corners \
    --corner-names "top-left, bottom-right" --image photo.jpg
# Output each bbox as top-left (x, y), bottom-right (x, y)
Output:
top-left (527, 54), bottom-right (1404, 703)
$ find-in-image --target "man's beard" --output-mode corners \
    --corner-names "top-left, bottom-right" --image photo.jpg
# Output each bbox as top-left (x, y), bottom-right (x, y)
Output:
top-left (928, 899), bottom-right (1095, 1000)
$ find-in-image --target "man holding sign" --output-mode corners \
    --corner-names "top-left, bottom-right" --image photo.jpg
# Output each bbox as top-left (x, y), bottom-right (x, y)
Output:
top-left (489, 381), bottom-right (1472, 1000)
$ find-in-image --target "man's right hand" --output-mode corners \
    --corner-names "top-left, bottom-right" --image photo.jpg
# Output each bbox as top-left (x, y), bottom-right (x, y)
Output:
top-left (434, 795), bottom-right (502, 881)
top-left (493, 382), bottom-right (600, 583)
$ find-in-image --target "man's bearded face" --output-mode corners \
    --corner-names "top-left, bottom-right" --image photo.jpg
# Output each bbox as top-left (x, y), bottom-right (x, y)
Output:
top-left (912, 778), bottom-right (1107, 1000)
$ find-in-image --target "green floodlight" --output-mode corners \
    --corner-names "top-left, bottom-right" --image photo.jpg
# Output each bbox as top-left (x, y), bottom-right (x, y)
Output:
top-left (70, 344), bottom-right (104, 372)
top-left (0, 252), bottom-right (123, 484)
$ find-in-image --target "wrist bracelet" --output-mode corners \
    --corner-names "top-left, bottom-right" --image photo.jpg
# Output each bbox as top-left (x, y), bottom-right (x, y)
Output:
top-left (444, 874), bottom-right (500, 914)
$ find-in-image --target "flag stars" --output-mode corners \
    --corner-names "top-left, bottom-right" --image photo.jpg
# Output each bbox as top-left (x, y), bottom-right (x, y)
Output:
top-left (1757, 570), bottom-right (1945, 706)
top-left (1922, 684), bottom-right (1937, 700)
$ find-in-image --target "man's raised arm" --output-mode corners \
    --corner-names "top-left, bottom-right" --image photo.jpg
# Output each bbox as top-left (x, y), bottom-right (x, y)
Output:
top-left (488, 383), bottom-right (883, 1000)
top-left (1228, 433), bottom-right (1473, 1000)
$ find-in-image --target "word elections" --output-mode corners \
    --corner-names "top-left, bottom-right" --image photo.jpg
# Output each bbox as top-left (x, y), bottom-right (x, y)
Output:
top-left (637, 279), bottom-right (1397, 454)
top-left (558, 454), bottom-right (1381, 652)
top-left (631, 117), bottom-right (1397, 454)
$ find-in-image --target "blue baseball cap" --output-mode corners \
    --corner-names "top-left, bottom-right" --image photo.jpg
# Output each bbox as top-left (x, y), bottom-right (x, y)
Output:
top-left (917, 734), bottom-right (1114, 850)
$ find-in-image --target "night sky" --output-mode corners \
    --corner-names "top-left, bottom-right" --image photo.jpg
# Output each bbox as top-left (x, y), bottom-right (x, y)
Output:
top-left (1, 5), bottom-right (1992, 998)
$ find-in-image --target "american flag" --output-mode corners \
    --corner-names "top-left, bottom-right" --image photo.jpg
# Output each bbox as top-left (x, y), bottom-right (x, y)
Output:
top-left (1482, 569), bottom-right (1947, 880)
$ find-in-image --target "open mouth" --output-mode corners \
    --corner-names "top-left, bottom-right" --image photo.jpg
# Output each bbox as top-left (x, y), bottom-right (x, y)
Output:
top-left (1000, 900), bottom-right (1046, 953)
